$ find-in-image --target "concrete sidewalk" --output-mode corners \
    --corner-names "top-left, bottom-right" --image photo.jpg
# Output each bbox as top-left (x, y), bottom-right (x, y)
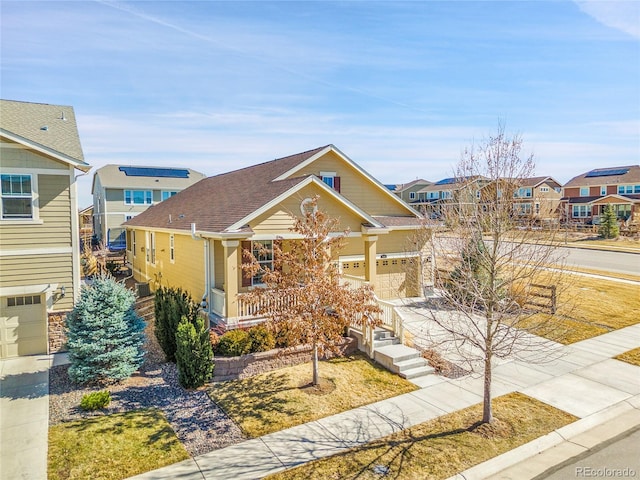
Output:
top-left (129, 323), bottom-right (640, 480)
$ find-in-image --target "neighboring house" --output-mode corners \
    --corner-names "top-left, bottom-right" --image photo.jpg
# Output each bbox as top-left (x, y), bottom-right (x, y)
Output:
top-left (79, 205), bottom-right (93, 249)
top-left (92, 164), bottom-right (206, 249)
top-left (414, 176), bottom-right (490, 218)
top-left (480, 176), bottom-right (562, 222)
top-left (561, 166), bottom-right (640, 225)
top-left (513, 176), bottom-right (562, 221)
top-left (388, 179), bottom-right (433, 206)
top-left (125, 145), bottom-right (426, 330)
top-left (0, 99), bottom-right (90, 358)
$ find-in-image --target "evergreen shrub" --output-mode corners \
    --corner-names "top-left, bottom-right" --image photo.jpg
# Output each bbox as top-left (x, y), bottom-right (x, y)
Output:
top-left (66, 274), bottom-right (145, 385)
top-left (216, 329), bottom-right (251, 356)
top-left (176, 316), bottom-right (214, 389)
top-left (248, 325), bottom-right (275, 352)
top-left (80, 391), bottom-right (111, 410)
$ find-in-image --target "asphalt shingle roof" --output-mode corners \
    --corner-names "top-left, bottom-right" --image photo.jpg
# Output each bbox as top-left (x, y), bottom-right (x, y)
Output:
top-left (1, 99), bottom-right (87, 167)
top-left (564, 166), bottom-right (640, 188)
top-left (126, 146), bottom-right (329, 233)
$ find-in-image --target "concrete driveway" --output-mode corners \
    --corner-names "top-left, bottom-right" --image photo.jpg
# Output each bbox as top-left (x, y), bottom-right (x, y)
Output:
top-left (0, 354), bottom-right (53, 480)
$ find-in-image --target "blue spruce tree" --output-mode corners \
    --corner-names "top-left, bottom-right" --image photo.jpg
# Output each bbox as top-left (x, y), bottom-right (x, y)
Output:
top-left (66, 274), bottom-right (146, 384)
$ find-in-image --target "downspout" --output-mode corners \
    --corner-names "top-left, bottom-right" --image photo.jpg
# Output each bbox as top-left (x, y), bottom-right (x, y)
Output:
top-left (191, 223), bottom-right (210, 317)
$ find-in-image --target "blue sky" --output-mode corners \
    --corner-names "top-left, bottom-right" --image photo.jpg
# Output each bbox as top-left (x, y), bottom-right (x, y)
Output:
top-left (1, 1), bottom-right (639, 207)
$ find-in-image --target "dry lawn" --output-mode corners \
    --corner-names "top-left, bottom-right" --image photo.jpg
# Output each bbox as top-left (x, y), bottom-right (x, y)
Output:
top-left (615, 347), bottom-right (640, 366)
top-left (266, 392), bottom-right (577, 480)
top-left (208, 353), bottom-right (417, 438)
top-left (48, 408), bottom-right (189, 480)
top-left (522, 274), bottom-right (640, 344)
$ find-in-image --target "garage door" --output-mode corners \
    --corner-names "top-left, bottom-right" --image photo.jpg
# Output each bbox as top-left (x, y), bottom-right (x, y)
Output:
top-left (0, 294), bottom-right (47, 358)
top-left (341, 259), bottom-right (420, 300)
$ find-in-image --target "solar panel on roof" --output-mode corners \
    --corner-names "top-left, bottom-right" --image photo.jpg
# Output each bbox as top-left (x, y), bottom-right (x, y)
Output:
top-left (585, 168), bottom-right (629, 178)
top-left (435, 177), bottom-right (458, 185)
top-left (118, 166), bottom-right (190, 178)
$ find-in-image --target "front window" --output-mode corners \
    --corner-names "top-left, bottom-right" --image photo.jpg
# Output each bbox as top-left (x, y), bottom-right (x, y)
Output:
top-left (573, 205), bottom-right (591, 217)
top-left (618, 185), bottom-right (640, 195)
top-left (125, 190), bottom-right (152, 205)
top-left (515, 187), bottom-right (532, 198)
top-left (539, 186), bottom-right (549, 193)
top-left (580, 187), bottom-right (589, 197)
top-left (147, 232), bottom-right (156, 264)
top-left (252, 240), bottom-right (273, 285)
top-left (409, 192), bottom-right (416, 200)
top-left (1, 174), bottom-right (33, 219)
top-left (601, 186), bottom-right (606, 196)
top-left (442, 191), bottom-right (452, 199)
top-left (514, 203), bottom-right (532, 215)
top-left (162, 191), bottom-right (178, 201)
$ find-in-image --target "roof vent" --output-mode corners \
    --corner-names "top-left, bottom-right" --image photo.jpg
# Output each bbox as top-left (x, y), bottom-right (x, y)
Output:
top-left (60, 111), bottom-right (67, 121)
top-left (40, 125), bottom-right (48, 131)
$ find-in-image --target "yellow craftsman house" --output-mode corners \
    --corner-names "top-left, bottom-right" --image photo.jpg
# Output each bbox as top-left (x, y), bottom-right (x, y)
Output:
top-left (0, 99), bottom-right (90, 358)
top-left (125, 145), bottom-right (427, 330)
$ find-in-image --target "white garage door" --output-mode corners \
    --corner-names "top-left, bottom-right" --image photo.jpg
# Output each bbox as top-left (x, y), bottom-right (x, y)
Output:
top-left (0, 294), bottom-right (47, 358)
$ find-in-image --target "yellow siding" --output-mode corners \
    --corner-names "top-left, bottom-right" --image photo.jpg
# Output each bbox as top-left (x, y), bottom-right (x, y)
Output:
top-left (296, 150), bottom-right (412, 216)
top-left (130, 229), bottom-right (205, 301)
top-left (0, 140), bottom-right (69, 170)
top-left (376, 230), bottom-right (420, 254)
top-left (251, 183), bottom-right (366, 234)
top-left (0, 253), bottom-right (74, 311)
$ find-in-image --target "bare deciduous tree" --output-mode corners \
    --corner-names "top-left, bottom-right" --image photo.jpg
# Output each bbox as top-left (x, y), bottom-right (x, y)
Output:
top-left (242, 197), bottom-right (381, 386)
top-left (417, 125), bottom-right (569, 424)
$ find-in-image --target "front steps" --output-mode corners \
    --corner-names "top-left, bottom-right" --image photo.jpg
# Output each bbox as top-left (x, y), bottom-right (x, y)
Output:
top-left (369, 328), bottom-right (434, 382)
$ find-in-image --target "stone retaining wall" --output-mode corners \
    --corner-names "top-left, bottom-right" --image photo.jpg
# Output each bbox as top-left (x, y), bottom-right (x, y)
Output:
top-left (213, 337), bottom-right (357, 382)
top-left (48, 311), bottom-right (69, 353)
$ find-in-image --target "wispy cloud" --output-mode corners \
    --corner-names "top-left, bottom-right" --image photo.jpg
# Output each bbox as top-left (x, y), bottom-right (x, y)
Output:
top-left (575, 1), bottom-right (640, 38)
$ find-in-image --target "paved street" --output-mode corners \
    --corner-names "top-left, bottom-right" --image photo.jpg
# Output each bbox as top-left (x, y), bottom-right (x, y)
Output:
top-left (544, 428), bottom-right (640, 480)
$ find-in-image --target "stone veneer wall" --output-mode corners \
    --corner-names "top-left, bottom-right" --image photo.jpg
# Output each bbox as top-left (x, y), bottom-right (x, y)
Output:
top-left (213, 337), bottom-right (357, 382)
top-left (48, 311), bottom-right (69, 353)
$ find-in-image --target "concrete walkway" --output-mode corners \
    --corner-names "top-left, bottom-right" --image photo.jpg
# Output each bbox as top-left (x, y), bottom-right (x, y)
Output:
top-left (1, 324), bottom-right (637, 480)
top-left (128, 323), bottom-right (640, 480)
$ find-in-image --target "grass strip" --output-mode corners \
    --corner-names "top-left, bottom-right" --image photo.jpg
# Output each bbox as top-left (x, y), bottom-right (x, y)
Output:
top-left (208, 353), bottom-right (417, 438)
top-left (267, 392), bottom-right (577, 480)
top-left (48, 408), bottom-right (189, 480)
top-left (615, 347), bottom-right (640, 367)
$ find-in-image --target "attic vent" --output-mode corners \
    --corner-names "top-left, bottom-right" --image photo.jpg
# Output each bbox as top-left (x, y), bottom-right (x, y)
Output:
top-left (40, 126), bottom-right (48, 131)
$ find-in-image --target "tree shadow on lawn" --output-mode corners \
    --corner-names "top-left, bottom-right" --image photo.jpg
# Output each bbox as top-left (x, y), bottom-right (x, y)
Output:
top-left (209, 371), bottom-right (306, 435)
top-left (57, 409), bottom-right (181, 451)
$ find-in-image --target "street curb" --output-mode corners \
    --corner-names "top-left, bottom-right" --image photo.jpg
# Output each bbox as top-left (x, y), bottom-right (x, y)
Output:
top-left (445, 394), bottom-right (640, 480)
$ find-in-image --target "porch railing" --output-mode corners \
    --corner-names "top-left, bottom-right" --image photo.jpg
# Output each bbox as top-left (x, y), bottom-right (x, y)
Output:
top-left (210, 288), bottom-right (226, 317)
top-left (212, 276), bottom-right (406, 357)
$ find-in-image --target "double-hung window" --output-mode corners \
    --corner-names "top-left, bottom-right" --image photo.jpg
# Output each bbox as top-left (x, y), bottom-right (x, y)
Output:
top-left (252, 240), bottom-right (273, 285)
top-left (320, 172), bottom-right (341, 193)
top-left (618, 185), bottom-right (640, 195)
top-left (1, 174), bottom-right (33, 219)
top-left (162, 191), bottom-right (178, 201)
top-left (125, 190), bottom-right (152, 205)
top-left (572, 205), bottom-right (591, 217)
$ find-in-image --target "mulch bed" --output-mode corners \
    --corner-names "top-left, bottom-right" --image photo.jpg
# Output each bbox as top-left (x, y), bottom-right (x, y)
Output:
top-left (49, 313), bottom-right (245, 457)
